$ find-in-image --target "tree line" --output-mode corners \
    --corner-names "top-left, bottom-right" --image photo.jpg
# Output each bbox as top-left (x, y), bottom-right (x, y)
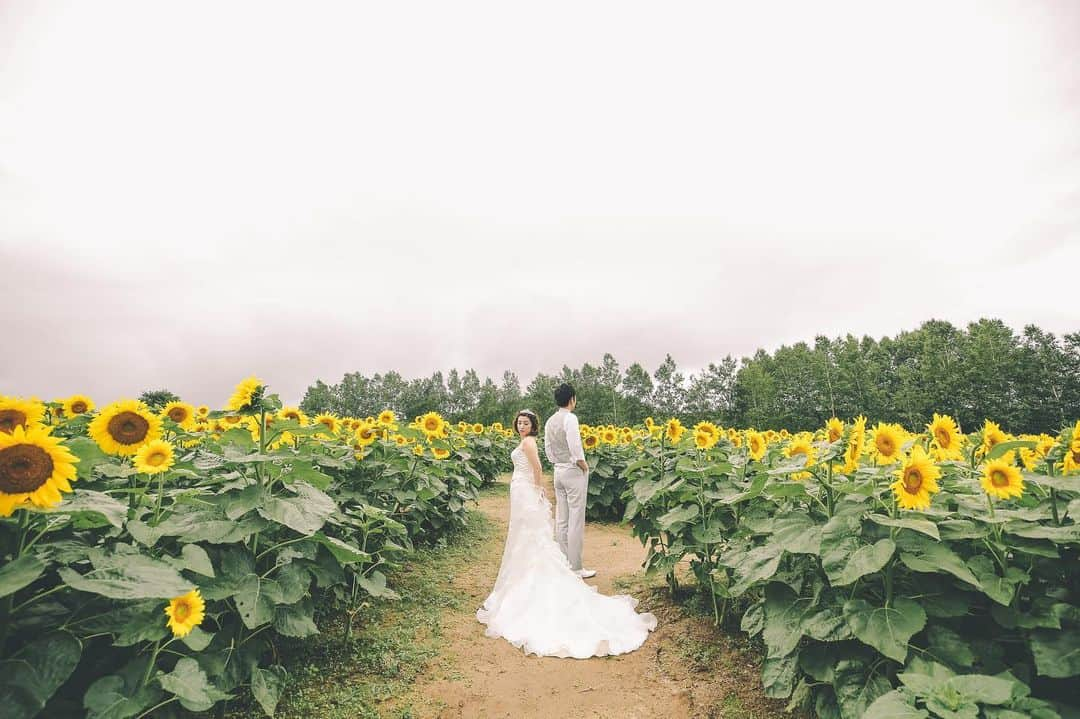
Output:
top-left (298, 318), bottom-right (1079, 435)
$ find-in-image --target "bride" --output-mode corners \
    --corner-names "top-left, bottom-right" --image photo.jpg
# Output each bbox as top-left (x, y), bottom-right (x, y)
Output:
top-left (476, 409), bottom-right (657, 658)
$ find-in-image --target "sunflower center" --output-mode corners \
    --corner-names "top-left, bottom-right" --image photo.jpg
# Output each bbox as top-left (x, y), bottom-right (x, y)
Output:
top-left (903, 469), bottom-right (923, 493)
top-left (285, 412), bottom-right (299, 420)
top-left (147, 451), bottom-right (169, 467)
top-left (71, 401), bottom-right (88, 414)
top-left (991, 469), bottom-right (1009, 487)
top-left (174, 602), bottom-right (191, 622)
top-left (878, 438), bottom-right (894, 454)
top-left (0, 444), bottom-right (54, 494)
top-left (0, 410), bottom-right (28, 434)
top-left (107, 412), bottom-right (149, 445)
top-left (829, 430), bottom-right (841, 442)
top-left (935, 429), bottom-right (951, 447)
top-left (168, 408), bottom-right (188, 423)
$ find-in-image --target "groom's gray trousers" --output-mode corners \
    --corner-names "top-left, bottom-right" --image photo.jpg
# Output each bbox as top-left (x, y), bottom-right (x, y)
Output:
top-left (553, 464), bottom-right (588, 571)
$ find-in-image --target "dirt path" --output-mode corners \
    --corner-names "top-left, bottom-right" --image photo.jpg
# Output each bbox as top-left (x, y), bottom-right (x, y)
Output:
top-left (399, 477), bottom-right (786, 719)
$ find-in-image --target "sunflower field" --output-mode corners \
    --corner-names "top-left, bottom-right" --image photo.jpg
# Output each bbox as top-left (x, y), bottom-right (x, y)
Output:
top-left (578, 415), bottom-right (1080, 718)
top-left (0, 381), bottom-right (515, 718)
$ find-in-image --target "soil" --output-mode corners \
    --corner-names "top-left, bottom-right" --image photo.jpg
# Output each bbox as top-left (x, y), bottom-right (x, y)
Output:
top-left (394, 477), bottom-right (790, 719)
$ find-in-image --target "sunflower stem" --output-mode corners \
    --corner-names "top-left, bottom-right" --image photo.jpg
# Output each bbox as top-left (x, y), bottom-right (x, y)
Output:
top-left (140, 638), bottom-right (162, 689)
top-left (152, 473), bottom-right (165, 525)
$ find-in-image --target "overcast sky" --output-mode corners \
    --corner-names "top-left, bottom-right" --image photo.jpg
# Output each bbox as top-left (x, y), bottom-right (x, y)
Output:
top-left (2, 1), bottom-right (1078, 407)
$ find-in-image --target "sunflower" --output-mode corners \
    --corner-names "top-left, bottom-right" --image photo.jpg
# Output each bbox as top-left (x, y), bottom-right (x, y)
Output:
top-left (431, 447), bottom-right (451, 460)
top-left (981, 458), bottom-right (1024, 500)
top-left (0, 396), bottom-right (46, 434)
top-left (492, 422), bottom-right (504, 432)
top-left (891, 445), bottom-right (941, 510)
top-left (825, 417), bottom-right (844, 443)
top-left (664, 418), bottom-right (686, 444)
top-left (89, 400), bottom-right (162, 456)
top-left (694, 421), bottom-right (721, 443)
top-left (226, 376), bottom-right (264, 412)
top-left (870, 422), bottom-right (905, 465)
top-left (419, 412), bottom-right (447, 440)
top-left (313, 414), bottom-right (341, 436)
top-left (413, 445), bottom-right (425, 457)
top-left (601, 428), bottom-right (619, 444)
top-left (979, 420), bottom-right (1008, 457)
top-left (693, 428), bottom-right (719, 451)
top-left (134, 439), bottom-right (175, 475)
top-left (472, 422), bottom-right (484, 435)
top-left (0, 424), bottom-right (80, 516)
top-left (161, 401), bottom-right (196, 430)
top-left (1062, 447), bottom-right (1080, 475)
top-left (583, 433), bottom-right (600, 451)
top-left (353, 421), bottom-right (378, 447)
top-left (747, 431), bottom-right (767, 461)
top-left (165, 589), bottom-right (205, 638)
top-left (926, 413), bottom-right (963, 461)
top-left (61, 395), bottom-right (95, 418)
top-left (784, 436), bottom-right (817, 479)
top-left (196, 405), bottom-right (210, 418)
top-left (643, 417), bottom-right (655, 430)
top-left (376, 410), bottom-right (397, 428)
top-left (843, 416), bottom-right (867, 472)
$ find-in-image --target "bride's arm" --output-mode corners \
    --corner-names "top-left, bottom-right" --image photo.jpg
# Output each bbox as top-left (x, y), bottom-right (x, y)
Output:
top-left (521, 437), bottom-right (552, 499)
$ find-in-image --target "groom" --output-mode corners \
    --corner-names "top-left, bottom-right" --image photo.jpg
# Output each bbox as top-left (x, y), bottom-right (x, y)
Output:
top-left (543, 383), bottom-right (596, 578)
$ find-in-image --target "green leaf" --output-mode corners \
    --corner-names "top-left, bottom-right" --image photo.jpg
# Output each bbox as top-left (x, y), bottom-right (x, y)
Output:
top-left (868, 514), bottom-right (941, 541)
top-left (820, 514), bottom-right (864, 585)
top-left (946, 675), bottom-right (1015, 705)
top-left (769, 513), bottom-right (824, 555)
top-left (182, 627), bottom-right (215, 652)
top-left (218, 484), bottom-right (263, 520)
top-left (844, 597), bottom-right (927, 663)
top-left (967, 556), bottom-right (1025, 606)
top-left (59, 555), bottom-right (194, 599)
top-left (44, 490), bottom-right (128, 528)
top-left (282, 461), bottom-right (333, 491)
top-left (656, 503), bottom-right (699, 531)
top-left (83, 675), bottom-right (161, 719)
top-left (926, 626), bottom-right (975, 668)
top-left (987, 440), bottom-right (1036, 461)
top-left (0, 554), bottom-right (45, 599)
top-left (357, 570), bottom-right (400, 600)
top-left (897, 536), bottom-right (980, 587)
top-left (165, 544), bottom-right (215, 578)
top-left (722, 544), bottom-right (783, 596)
top-left (799, 643), bottom-right (838, 683)
top-left (234, 574), bottom-right (277, 629)
top-left (863, 690), bottom-right (929, 719)
top-left (833, 538), bottom-right (896, 587)
top-left (274, 598), bottom-right (319, 638)
top-left (762, 648), bottom-right (799, 698)
top-left (0, 631), bottom-right (82, 719)
top-left (313, 534), bottom-right (371, 564)
top-left (741, 597), bottom-right (765, 636)
top-left (1030, 629), bottom-right (1080, 678)
top-left (251, 666), bottom-right (288, 717)
top-left (157, 657), bottom-right (232, 712)
top-left (81, 600), bottom-right (168, 646)
top-left (258, 482), bottom-right (337, 536)
top-left (834, 659), bottom-right (893, 719)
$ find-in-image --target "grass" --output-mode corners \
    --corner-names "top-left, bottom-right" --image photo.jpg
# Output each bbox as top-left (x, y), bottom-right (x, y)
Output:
top-left (223, 485), bottom-right (503, 719)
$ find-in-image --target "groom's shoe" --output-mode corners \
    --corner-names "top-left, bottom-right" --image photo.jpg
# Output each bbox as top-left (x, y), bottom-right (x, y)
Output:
top-left (576, 568), bottom-right (597, 578)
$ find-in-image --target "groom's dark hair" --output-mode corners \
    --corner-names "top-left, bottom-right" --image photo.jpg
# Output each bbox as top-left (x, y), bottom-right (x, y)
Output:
top-left (554, 383), bottom-right (575, 408)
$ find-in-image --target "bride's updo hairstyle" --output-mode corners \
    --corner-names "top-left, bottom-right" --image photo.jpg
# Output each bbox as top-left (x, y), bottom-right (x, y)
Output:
top-left (514, 409), bottom-right (540, 437)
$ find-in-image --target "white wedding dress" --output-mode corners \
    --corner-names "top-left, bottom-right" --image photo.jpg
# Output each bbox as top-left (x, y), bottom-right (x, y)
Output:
top-left (476, 443), bottom-right (657, 658)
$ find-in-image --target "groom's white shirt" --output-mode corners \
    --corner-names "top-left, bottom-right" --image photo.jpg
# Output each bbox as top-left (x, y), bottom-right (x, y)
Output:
top-left (544, 407), bottom-right (585, 469)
